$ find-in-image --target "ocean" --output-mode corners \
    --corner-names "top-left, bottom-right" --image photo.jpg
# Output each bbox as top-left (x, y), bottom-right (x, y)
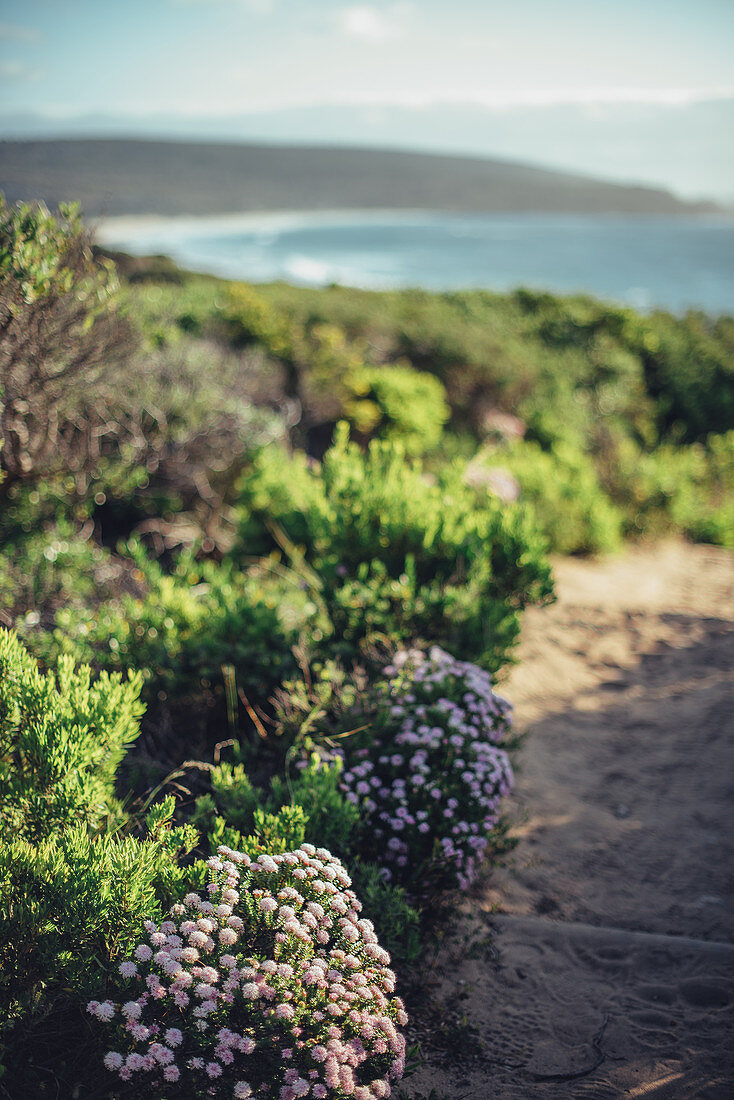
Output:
top-left (96, 210), bottom-right (734, 315)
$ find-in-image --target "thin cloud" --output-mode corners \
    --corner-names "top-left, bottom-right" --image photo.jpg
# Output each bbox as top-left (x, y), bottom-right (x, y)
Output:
top-left (320, 86), bottom-right (734, 110)
top-left (0, 23), bottom-right (40, 43)
top-left (84, 86), bottom-right (734, 119)
top-left (0, 60), bottom-right (42, 81)
top-left (169, 0), bottom-right (275, 9)
top-left (337, 6), bottom-right (400, 42)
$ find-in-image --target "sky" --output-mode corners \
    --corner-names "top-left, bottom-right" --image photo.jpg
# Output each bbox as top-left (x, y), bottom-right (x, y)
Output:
top-left (1, 0), bottom-right (733, 200)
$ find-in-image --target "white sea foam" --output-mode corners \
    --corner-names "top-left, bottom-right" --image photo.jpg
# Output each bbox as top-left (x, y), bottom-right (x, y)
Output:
top-left (283, 254), bottom-right (335, 284)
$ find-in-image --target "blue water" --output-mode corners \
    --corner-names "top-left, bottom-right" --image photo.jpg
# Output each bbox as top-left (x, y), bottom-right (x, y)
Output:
top-left (99, 210), bottom-right (734, 314)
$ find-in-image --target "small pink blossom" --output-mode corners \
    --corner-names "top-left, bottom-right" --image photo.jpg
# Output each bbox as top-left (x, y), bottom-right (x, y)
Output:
top-left (89, 844), bottom-right (405, 1098)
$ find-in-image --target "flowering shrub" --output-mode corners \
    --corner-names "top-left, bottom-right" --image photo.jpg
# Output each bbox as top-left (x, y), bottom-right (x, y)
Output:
top-left (192, 750), bottom-right (423, 971)
top-left (90, 844), bottom-right (407, 1099)
top-left (1, 797), bottom-right (199, 1096)
top-left (340, 647), bottom-right (514, 894)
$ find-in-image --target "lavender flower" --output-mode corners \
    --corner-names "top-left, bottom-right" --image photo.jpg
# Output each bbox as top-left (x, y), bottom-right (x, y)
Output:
top-left (340, 647), bottom-right (514, 893)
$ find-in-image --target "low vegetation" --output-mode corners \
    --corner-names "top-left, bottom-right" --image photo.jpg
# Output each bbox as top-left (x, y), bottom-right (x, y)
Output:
top-left (1, 196), bottom-right (731, 1096)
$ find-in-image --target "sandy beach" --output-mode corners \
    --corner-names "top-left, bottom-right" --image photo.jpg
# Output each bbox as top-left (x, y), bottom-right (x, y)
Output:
top-left (93, 208), bottom-right (441, 244)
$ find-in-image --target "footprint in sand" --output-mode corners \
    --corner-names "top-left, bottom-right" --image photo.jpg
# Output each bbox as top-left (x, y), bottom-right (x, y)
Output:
top-left (677, 978), bottom-right (731, 1009)
top-left (636, 983), bottom-right (678, 1005)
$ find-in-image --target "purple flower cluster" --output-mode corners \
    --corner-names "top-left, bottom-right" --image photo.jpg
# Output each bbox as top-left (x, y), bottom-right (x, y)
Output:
top-left (89, 844), bottom-right (406, 1098)
top-left (340, 647), bottom-right (514, 892)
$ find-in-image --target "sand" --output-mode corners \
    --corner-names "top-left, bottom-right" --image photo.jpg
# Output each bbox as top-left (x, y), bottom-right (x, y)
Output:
top-left (405, 539), bottom-right (734, 1099)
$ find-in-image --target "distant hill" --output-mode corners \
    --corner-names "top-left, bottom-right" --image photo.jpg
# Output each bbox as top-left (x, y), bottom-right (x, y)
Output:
top-left (0, 138), bottom-right (720, 217)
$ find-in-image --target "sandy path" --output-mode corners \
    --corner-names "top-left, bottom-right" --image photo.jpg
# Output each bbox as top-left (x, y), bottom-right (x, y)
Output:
top-left (405, 540), bottom-right (734, 1099)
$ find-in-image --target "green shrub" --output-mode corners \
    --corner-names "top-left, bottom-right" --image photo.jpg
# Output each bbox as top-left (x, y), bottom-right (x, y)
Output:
top-left (0, 633), bottom-right (199, 1092)
top-left (236, 425), bottom-right (553, 672)
top-left (345, 362), bottom-right (449, 454)
top-left (0, 628), bottom-right (144, 842)
top-left (43, 542), bottom-right (306, 713)
top-left (246, 284), bottom-right (651, 441)
top-left (623, 310), bottom-right (734, 442)
top-left (192, 749), bottom-right (361, 860)
top-left (471, 439), bottom-right (624, 555)
top-left (610, 431), bottom-right (734, 546)
top-left (223, 283), bottom-right (450, 452)
top-left (223, 281), bottom-right (295, 359)
top-left (121, 270), bottom-right (734, 553)
top-left (0, 799), bottom-right (198, 1095)
top-left (253, 281), bottom-right (733, 447)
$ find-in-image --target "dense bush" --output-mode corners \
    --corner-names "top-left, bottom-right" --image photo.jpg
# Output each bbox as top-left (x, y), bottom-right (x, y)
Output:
top-left (236, 425), bottom-right (553, 672)
top-left (232, 281), bottom-right (733, 548)
top-left (0, 197), bottom-right (133, 494)
top-left (468, 440), bottom-right (624, 555)
top-left (112, 263), bottom-right (734, 552)
top-left (339, 647), bottom-right (514, 895)
top-left (89, 844), bottom-right (407, 1099)
top-left (0, 631), bottom-right (199, 1093)
top-left (0, 628), bottom-right (144, 841)
top-left (607, 430), bottom-right (734, 546)
top-left (343, 363), bottom-right (449, 455)
top-left (192, 750), bottom-right (423, 970)
top-left (252, 282), bottom-right (734, 447)
top-left (621, 310), bottom-right (734, 442)
top-left (36, 543), bottom-right (310, 716)
top-left (1, 799), bottom-right (197, 1022)
top-left (224, 284), bottom-right (450, 453)
top-left (224, 282), bottom-right (296, 361)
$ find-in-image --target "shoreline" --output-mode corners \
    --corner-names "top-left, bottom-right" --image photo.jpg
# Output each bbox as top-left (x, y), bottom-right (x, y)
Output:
top-left (92, 210), bottom-right (734, 316)
top-left (92, 207), bottom-right (734, 245)
top-left (93, 208), bottom-right (449, 244)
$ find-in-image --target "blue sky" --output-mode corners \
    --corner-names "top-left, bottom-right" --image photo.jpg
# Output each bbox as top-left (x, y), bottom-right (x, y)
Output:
top-left (1, 0), bottom-right (733, 198)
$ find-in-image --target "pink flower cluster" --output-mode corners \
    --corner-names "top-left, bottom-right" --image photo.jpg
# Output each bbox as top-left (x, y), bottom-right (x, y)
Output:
top-left (88, 844), bottom-right (407, 1098)
top-left (340, 646), bottom-right (514, 892)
